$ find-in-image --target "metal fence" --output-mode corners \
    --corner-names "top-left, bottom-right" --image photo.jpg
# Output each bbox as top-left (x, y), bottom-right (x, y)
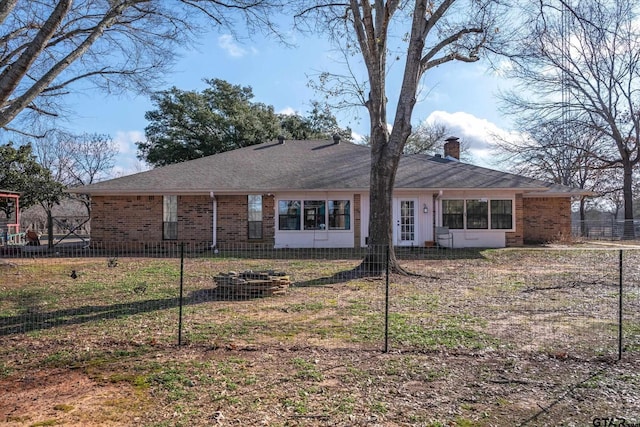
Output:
top-left (573, 219), bottom-right (640, 240)
top-left (1, 242), bottom-right (638, 362)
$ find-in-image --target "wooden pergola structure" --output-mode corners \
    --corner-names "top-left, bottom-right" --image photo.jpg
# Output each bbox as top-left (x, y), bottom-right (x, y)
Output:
top-left (0, 190), bottom-right (21, 244)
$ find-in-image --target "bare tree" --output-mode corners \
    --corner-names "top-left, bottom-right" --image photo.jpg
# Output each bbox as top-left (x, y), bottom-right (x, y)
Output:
top-left (31, 131), bottom-right (117, 206)
top-left (295, 1), bottom-right (506, 272)
top-left (502, 0), bottom-right (640, 237)
top-left (599, 169), bottom-right (625, 219)
top-left (404, 121), bottom-right (448, 155)
top-left (0, 0), bottom-right (283, 133)
top-left (496, 119), bottom-right (613, 240)
top-left (28, 130), bottom-right (116, 245)
top-left (61, 132), bottom-right (118, 216)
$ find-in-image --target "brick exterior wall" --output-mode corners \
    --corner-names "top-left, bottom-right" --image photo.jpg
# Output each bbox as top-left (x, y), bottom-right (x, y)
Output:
top-left (91, 195), bottom-right (213, 248)
top-left (91, 194), bottom-right (277, 249)
top-left (178, 195), bottom-right (214, 242)
top-left (523, 197), bottom-right (572, 243)
top-left (91, 195), bottom-right (163, 243)
top-left (91, 193), bottom-right (569, 248)
top-left (353, 194), bottom-right (361, 247)
top-left (506, 194), bottom-right (524, 247)
top-left (216, 194), bottom-right (275, 248)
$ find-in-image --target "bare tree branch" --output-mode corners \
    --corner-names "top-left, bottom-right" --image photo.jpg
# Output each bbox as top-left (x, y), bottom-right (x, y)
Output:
top-left (0, 0), bottom-right (285, 132)
top-left (294, 0), bottom-right (507, 270)
top-left (502, 0), bottom-right (640, 231)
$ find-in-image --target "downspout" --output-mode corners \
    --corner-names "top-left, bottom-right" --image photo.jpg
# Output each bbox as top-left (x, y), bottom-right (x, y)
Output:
top-left (210, 192), bottom-right (217, 251)
top-left (435, 190), bottom-right (443, 226)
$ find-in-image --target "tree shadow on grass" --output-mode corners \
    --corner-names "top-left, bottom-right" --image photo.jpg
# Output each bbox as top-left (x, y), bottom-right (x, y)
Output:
top-left (1, 264), bottom-right (391, 336)
top-left (0, 287), bottom-right (263, 336)
top-left (519, 363), bottom-right (619, 426)
top-left (294, 268), bottom-right (385, 287)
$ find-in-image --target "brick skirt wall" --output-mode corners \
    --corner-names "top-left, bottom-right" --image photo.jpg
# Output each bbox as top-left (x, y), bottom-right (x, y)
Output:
top-left (523, 197), bottom-right (572, 243)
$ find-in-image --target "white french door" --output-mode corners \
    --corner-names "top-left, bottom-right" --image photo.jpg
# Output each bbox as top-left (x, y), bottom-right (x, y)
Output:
top-left (394, 198), bottom-right (417, 246)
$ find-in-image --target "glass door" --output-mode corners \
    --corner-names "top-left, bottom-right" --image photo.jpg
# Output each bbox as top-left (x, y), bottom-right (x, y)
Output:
top-left (395, 199), bottom-right (417, 246)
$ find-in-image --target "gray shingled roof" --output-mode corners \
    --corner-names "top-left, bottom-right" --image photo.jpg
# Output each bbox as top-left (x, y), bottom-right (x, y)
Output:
top-left (70, 139), bottom-right (574, 195)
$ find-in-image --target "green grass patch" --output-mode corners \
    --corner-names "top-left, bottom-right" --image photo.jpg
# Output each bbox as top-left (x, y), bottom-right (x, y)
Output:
top-left (388, 314), bottom-right (494, 350)
top-left (624, 322), bottom-right (640, 352)
top-left (292, 357), bottom-right (323, 381)
top-left (149, 367), bottom-right (196, 402)
top-left (0, 360), bottom-right (13, 378)
top-left (188, 318), bottom-right (268, 343)
top-left (283, 301), bottom-right (325, 312)
top-left (107, 372), bottom-right (150, 390)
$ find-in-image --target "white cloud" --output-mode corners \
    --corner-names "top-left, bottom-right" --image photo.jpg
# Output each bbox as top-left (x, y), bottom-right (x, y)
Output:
top-left (351, 130), bottom-right (367, 145)
top-left (113, 130), bottom-right (144, 155)
top-left (217, 34), bottom-right (250, 58)
top-left (111, 130), bottom-right (148, 177)
top-left (277, 107), bottom-right (297, 116)
top-left (421, 111), bottom-right (523, 168)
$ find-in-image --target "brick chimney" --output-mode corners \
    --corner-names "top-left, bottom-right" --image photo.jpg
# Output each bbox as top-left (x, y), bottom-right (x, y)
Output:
top-left (444, 136), bottom-right (460, 160)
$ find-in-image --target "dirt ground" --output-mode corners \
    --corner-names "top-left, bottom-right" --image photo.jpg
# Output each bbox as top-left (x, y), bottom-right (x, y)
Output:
top-left (1, 368), bottom-right (142, 426)
top-left (2, 345), bottom-right (638, 426)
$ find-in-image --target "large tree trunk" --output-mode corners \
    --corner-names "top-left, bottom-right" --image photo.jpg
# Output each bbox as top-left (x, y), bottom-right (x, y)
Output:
top-left (345, 0), bottom-right (483, 275)
top-left (579, 196), bottom-right (587, 237)
top-left (47, 209), bottom-right (54, 250)
top-left (360, 133), bottom-right (402, 274)
top-left (622, 161), bottom-right (635, 239)
top-left (355, 0), bottom-right (428, 275)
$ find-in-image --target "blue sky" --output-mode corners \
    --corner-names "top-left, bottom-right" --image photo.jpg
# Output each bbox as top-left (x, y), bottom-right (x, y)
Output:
top-left (65, 28), bottom-right (519, 176)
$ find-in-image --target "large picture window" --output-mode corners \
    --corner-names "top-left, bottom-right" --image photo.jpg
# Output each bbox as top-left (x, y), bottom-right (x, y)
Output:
top-left (163, 195), bottom-right (178, 240)
top-left (328, 200), bottom-right (350, 230)
top-left (248, 195), bottom-right (263, 239)
top-left (441, 198), bottom-right (513, 231)
top-left (278, 198), bottom-right (351, 231)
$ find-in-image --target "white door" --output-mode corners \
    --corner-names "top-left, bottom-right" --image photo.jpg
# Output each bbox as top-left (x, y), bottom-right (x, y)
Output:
top-left (394, 199), bottom-right (417, 246)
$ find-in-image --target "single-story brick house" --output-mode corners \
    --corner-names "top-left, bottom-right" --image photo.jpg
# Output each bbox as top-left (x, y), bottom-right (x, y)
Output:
top-left (70, 136), bottom-right (585, 249)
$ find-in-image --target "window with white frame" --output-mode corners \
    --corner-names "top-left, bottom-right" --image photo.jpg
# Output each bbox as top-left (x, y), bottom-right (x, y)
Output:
top-left (163, 195), bottom-right (178, 240)
top-left (304, 200), bottom-right (326, 230)
top-left (248, 195), bottom-right (263, 239)
top-left (442, 199), bottom-right (513, 230)
top-left (278, 199), bottom-right (351, 231)
top-left (466, 199), bottom-right (488, 229)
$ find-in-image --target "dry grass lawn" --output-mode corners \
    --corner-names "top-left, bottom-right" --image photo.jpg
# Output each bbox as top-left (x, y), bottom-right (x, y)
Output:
top-left (0, 247), bottom-right (639, 426)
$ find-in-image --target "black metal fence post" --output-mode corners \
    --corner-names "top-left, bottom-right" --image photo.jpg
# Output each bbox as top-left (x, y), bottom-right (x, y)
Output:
top-left (178, 242), bottom-right (185, 346)
top-left (384, 245), bottom-right (390, 353)
top-left (618, 249), bottom-right (623, 361)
